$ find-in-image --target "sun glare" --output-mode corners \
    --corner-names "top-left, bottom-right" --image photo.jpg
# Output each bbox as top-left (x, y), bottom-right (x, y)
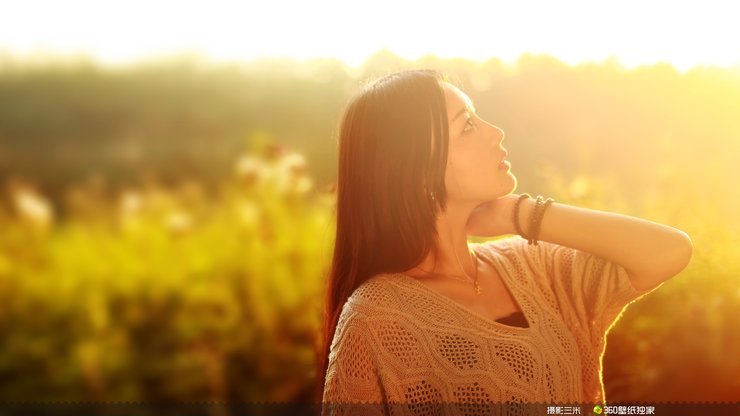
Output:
top-left (1, 0), bottom-right (739, 71)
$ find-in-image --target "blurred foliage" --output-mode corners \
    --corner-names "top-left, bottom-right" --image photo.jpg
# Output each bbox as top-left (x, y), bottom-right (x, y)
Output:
top-left (0, 147), bottom-right (334, 402)
top-left (0, 50), bottom-right (738, 403)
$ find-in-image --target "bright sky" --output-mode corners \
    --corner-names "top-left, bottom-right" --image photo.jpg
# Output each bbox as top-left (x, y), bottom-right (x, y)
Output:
top-left (1, 0), bottom-right (739, 71)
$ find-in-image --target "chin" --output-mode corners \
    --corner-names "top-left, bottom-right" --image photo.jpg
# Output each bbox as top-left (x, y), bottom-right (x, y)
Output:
top-left (497, 172), bottom-right (517, 196)
top-left (509, 173), bottom-right (518, 193)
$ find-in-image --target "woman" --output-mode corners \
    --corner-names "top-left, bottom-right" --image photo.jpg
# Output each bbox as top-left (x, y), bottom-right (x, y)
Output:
top-left (317, 69), bottom-right (692, 413)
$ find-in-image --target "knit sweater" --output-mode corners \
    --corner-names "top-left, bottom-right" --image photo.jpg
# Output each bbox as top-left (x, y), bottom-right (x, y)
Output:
top-left (322, 237), bottom-right (663, 413)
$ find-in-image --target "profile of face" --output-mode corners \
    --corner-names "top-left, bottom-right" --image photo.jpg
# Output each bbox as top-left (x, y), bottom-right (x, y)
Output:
top-left (441, 82), bottom-right (517, 206)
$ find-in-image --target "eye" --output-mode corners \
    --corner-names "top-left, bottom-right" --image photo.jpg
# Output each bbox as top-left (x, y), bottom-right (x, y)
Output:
top-left (463, 117), bottom-right (476, 132)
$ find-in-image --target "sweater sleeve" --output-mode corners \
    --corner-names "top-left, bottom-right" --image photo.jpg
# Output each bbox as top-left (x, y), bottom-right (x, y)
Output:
top-left (322, 302), bottom-right (386, 416)
top-left (520, 238), bottom-right (663, 346)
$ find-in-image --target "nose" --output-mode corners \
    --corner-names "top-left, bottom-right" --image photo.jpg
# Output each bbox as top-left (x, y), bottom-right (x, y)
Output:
top-left (489, 124), bottom-right (505, 146)
top-left (481, 118), bottom-right (505, 146)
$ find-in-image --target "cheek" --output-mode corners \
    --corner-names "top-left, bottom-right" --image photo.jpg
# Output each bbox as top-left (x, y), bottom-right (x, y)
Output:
top-left (446, 153), bottom-right (485, 187)
top-left (448, 146), bottom-right (487, 175)
top-left (458, 147), bottom-right (493, 171)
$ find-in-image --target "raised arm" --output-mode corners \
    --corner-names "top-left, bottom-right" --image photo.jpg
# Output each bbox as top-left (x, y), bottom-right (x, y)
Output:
top-left (467, 194), bottom-right (693, 292)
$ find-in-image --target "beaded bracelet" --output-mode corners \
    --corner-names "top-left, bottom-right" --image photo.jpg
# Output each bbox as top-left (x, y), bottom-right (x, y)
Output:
top-left (530, 197), bottom-right (555, 246)
top-left (528, 196), bottom-right (545, 245)
top-left (513, 193), bottom-right (531, 239)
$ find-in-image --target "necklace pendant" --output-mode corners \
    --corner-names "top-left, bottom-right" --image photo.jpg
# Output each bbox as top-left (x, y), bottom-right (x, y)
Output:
top-left (474, 282), bottom-right (482, 295)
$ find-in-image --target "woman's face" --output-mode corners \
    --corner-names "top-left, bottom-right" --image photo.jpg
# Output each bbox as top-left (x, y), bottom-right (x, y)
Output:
top-left (441, 82), bottom-right (517, 205)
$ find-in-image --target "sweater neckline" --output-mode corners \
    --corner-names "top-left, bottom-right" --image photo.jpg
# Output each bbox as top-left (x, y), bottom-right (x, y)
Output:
top-left (397, 241), bottom-right (532, 332)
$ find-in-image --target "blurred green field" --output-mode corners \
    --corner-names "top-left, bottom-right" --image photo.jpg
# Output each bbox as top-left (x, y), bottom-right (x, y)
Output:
top-left (0, 52), bottom-right (738, 403)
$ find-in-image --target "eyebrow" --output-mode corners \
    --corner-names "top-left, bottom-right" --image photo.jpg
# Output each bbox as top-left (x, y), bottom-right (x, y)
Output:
top-left (450, 104), bottom-right (476, 124)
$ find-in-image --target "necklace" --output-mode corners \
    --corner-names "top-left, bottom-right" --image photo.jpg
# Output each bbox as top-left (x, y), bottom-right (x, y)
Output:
top-left (414, 248), bottom-right (482, 295)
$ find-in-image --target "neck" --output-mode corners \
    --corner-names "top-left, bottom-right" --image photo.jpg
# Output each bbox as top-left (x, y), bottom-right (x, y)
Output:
top-left (414, 203), bottom-right (477, 277)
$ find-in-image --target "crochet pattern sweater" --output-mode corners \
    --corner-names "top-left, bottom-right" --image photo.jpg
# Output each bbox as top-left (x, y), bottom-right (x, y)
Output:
top-left (322, 237), bottom-right (663, 412)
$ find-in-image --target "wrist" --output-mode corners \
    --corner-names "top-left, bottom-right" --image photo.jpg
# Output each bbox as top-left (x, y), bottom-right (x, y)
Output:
top-left (517, 197), bottom-right (537, 238)
top-left (512, 194), bottom-right (555, 244)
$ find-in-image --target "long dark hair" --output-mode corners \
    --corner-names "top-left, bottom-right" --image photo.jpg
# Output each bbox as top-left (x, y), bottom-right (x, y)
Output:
top-left (315, 69), bottom-right (451, 401)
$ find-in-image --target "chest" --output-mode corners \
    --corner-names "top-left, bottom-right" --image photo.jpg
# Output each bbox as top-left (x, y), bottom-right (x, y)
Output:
top-left (415, 260), bottom-right (526, 325)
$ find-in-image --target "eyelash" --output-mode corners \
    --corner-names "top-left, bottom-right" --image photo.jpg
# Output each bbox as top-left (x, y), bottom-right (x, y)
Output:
top-left (463, 117), bottom-right (476, 132)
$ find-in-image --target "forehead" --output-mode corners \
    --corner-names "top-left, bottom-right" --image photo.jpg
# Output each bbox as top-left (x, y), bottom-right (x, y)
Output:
top-left (442, 82), bottom-right (474, 118)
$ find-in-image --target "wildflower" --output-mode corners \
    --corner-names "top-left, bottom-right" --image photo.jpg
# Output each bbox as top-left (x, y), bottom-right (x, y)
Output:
top-left (275, 153), bottom-right (312, 196)
top-left (276, 170), bottom-right (313, 196)
top-left (278, 153), bottom-right (307, 177)
top-left (235, 155), bottom-right (265, 186)
top-left (12, 187), bottom-right (54, 231)
top-left (119, 190), bottom-right (143, 217)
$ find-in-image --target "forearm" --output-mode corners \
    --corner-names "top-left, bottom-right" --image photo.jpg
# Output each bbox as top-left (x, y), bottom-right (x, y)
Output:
top-left (514, 196), bottom-right (693, 289)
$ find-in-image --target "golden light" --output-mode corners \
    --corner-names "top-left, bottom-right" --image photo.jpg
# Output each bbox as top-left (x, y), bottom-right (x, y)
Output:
top-left (1, 0), bottom-right (739, 71)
